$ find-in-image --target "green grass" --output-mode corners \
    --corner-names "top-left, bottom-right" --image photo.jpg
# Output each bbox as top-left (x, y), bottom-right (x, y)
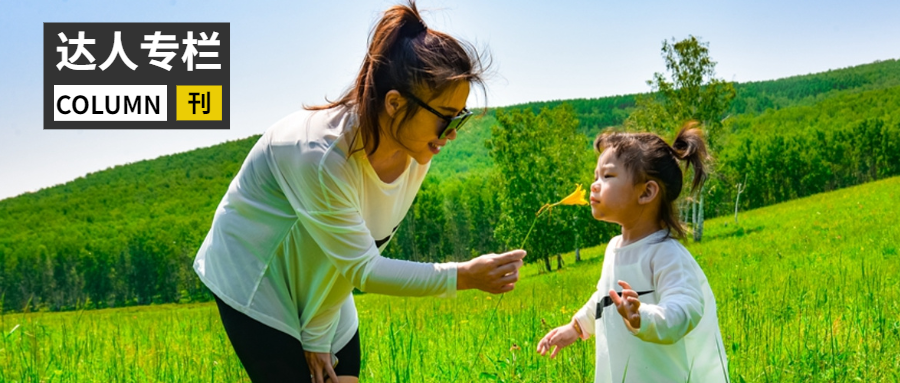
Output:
top-left (2, 177), bottom-right (899, 382)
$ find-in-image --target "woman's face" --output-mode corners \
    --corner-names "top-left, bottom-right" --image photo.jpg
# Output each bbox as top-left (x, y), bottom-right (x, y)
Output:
top-left (392, 81), bottom-right (469, 165)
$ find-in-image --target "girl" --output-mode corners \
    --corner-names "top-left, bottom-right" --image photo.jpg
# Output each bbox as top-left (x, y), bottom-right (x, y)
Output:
top-left (194, 2), bottom-right (525, 383)
top-left (537, 123), bottom-right (730, 382)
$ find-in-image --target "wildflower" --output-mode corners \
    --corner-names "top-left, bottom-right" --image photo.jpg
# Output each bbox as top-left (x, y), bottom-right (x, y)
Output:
top-left (522, 184), bottom-right (590, 249)
top-left (537, 184), bottom-right (590, 216)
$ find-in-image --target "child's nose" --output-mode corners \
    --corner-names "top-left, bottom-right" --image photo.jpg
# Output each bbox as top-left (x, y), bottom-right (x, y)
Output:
top-left (591, 182), bottom-right (601, 193)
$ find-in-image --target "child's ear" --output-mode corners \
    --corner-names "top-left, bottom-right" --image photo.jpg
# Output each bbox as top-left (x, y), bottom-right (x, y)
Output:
top-left (638, 180), bottom-right (660, 205)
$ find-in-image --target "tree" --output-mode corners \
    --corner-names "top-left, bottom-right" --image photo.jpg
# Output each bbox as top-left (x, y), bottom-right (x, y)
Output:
top-left (625, 35), bottom-right (735, 242)
top-left (411, 178), bottom-right (449, 263)
top-left (734, 174), bottom-right (748, 225)
top-left (488, 104), bottom-right (592, 270)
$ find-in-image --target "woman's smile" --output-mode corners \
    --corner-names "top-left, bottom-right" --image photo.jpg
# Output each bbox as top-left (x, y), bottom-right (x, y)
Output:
top-left (427, 141), bottom-right (444, 154)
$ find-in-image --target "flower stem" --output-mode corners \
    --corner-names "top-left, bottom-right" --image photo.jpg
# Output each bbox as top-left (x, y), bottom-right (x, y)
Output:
top-left (519, 211), bottom-right (544, 249)
top-left (470, 209), bottom-right (546, 371)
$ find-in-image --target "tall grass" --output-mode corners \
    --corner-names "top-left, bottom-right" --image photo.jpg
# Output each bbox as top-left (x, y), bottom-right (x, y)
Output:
top-left (2, 177), bottom-right (898, 382)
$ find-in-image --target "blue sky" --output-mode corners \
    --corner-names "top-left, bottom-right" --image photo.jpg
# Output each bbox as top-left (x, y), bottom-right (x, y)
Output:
top-left (1, 0), bottom-right (899, 201)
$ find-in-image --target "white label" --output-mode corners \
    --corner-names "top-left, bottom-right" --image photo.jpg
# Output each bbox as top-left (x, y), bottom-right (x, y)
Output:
top-left (54, 85), bottom-right (168, 121)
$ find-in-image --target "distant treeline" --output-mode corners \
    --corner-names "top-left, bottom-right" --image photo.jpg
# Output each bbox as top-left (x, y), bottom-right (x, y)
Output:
top-left (0, 139), bottom-right (254, 311)
top-left (1, 59), bottom-right (899, 312)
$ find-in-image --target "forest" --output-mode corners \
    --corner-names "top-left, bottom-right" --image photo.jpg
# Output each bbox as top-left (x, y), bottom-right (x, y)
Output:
top-left (1, 57), bottom-right (898, 313)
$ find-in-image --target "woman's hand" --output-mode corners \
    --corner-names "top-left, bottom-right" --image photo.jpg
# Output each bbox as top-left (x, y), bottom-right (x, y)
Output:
top-left (610, 280), bottom-right (642, 331)
top-left (457, 250), bottom-right (526, 293)
top-left (536, 320), bottom-right (581, 358)
top-left (303, 350), bottom-right (339, 383)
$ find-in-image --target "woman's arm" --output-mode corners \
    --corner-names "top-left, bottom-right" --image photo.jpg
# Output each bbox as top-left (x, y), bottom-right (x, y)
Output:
top-left (271, 140), bottom-right (523, 298)
top-left (298, 206), bottom-right (524, 297)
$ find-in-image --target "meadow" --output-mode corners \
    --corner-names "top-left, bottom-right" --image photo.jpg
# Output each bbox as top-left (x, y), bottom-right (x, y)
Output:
top-left (2, 176), bottom-right (898, 382)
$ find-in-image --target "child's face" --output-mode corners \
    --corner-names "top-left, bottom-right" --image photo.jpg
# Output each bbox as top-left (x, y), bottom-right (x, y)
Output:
top-left (589, 149), bottom-right (642, 224)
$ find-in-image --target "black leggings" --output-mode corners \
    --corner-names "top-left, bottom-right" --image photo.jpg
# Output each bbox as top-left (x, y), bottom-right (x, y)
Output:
top-left (215, 295), bottom-right (361, 382)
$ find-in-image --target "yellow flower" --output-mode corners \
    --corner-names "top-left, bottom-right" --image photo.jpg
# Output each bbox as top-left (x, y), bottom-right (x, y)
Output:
top-left (559, 184), bottom-right (589, 206)
top-left (521, 184), bottom-right (591, 249)
top-left (536, 184), bottom-right (589, 216)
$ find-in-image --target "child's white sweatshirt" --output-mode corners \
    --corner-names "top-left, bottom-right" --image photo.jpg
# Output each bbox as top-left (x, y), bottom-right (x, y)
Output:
top-left (573, 230), bottom-right (730, 383)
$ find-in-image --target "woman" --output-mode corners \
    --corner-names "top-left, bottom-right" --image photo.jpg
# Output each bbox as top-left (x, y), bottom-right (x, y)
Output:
top-left (193, 2), bottom-right (525, 382)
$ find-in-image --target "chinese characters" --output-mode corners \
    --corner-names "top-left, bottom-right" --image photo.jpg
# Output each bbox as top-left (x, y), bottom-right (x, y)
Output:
top-left (56, 30), bottom-right (222, 71)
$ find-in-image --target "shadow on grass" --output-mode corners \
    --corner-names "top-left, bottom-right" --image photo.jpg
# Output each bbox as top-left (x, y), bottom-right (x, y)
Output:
top-left (704, 225), bottom-right (765, 241)
top-left (524, 253), bottom-right (607, 280)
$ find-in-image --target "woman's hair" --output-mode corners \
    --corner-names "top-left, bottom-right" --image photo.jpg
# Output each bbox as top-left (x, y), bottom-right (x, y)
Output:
top-left (593, 121), bottom-right (709, 240)
top-left (307, 1), bottom-right (489, 155)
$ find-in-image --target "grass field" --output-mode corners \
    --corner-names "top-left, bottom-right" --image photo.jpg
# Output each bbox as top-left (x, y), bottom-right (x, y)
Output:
top-left (2, 176), bottom-right (899, 382)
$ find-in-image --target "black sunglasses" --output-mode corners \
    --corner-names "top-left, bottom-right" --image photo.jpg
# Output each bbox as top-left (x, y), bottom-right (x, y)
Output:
top-left (403, 92), bottom-right (472, 139)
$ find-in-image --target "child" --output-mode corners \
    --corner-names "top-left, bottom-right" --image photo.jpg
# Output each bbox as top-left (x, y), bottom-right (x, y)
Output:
top-left (537, 123), bottom-right (730, 383)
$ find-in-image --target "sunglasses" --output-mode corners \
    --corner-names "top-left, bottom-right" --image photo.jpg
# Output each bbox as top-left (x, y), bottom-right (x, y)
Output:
top-left (403, 92), bottom-right (473, 139)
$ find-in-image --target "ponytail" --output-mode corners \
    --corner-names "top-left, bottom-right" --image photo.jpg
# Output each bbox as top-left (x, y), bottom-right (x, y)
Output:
top-left (307, 1), bottom-right (488, 156)
top-left (672, 121), bottom-right (709, 196)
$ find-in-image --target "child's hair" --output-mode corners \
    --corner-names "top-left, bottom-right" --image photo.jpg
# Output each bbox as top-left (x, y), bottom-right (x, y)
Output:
top-left (593, 121), bottom-right (709, 240)
top-left (307, 1), bottom-right (489, 156)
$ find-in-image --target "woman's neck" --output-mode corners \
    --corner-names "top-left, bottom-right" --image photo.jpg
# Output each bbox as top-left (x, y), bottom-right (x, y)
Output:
top-left (365, 134), bottom-right (409, 184)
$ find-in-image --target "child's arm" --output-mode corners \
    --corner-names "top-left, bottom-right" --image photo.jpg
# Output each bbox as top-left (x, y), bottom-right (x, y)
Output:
top-left (572, 290), bottom-right (600, 340)
top-left (536, 290), bottom-right (600, 358)
top-left (536, 318), bottom-right (582, 358)
top-left (611, 251), bottom-right (705, 344)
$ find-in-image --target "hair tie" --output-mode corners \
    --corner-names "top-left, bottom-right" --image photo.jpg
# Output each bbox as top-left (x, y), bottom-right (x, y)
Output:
top-left (401, 18), bottom-right (427, 38)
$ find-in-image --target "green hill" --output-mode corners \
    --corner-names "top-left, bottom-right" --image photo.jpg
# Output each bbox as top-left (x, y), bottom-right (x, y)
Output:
top-left (499, 58), bottom-right (900, 136)
top-left (0, 137), bottom-right (260, 310)
top-left (1, 58), bottom-right (899, 312)
top-left (3, 176), bottom-right (897, 382)
top-left (728, 58), bottom-right (900, 115)
top-left (426, 113), bottom-right (496, 179)
top-left (429, 58), bottom-right (900, 183)
top-left (356, 175), bottom-right (900, 382)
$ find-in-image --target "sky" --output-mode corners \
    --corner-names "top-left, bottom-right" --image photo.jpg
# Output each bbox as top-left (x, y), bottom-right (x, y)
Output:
top-left (1, 0), bottom-right (899, 201)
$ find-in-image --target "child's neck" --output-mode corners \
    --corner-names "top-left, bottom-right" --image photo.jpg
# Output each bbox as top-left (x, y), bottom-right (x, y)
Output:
top-left (619, 219), bottom-right (663, 248)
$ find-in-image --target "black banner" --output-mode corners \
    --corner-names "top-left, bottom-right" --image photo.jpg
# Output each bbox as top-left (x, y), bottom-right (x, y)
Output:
top-left (43, 22), bottom-right (230, 129)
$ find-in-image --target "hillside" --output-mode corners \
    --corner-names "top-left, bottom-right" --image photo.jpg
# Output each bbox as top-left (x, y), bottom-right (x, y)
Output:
top-left (357, 175), bottom-right (900, 381)
top-left (501, 58), bottom-right (900, 135)
top-left (4, 176), bottom-right (897, 382)
top-left (0, 137), bottom-right (260, 310)
top-left (1, 58), bottom-right (899, 312)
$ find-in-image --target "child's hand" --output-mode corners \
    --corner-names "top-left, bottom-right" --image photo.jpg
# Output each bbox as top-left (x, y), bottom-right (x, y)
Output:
top-left (609, 280), bottom-right (641, 331)
top-left (536, 321), bottom-right (580, 359)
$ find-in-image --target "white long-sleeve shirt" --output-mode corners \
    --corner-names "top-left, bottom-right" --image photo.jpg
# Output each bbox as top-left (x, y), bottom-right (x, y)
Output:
top-left (194, 106), bottom-right (457, 353)
top-left (573, 230), bottom-right (730, 383)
